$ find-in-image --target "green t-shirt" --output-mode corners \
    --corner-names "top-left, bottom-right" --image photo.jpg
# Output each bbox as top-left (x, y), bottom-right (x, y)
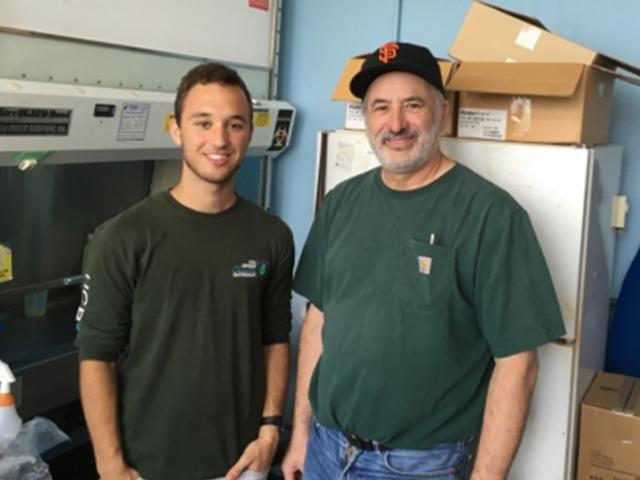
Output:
top-left (76, 191), bottom-right (293, 480)
top-left (294, 164), bottom-right (565, 449)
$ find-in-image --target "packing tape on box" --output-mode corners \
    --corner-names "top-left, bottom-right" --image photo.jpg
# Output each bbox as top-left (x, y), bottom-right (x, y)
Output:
top-left (509, 97), bottom-right (532, 136)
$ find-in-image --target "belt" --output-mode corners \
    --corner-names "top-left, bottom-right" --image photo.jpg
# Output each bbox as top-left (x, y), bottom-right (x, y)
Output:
top-left (344, 431), bottom-right (388, 451)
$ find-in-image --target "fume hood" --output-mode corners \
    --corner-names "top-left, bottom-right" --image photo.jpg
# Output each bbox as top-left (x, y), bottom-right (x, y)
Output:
top-left (0, 77), bottom-right (295, 166)
top-left (0, 77), bottom-right (296, 423)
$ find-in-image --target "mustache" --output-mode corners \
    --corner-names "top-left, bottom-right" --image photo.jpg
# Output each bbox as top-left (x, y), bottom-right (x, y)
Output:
top-left (379, 129), bottom-right (419, 142)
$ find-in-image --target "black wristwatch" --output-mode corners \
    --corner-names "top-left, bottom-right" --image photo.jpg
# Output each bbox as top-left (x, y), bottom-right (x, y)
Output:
top-left (260, 415), bottom-right (284, 429)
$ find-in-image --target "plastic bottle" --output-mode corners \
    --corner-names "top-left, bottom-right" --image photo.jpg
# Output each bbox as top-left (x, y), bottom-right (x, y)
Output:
top-left (0, 360), bottom-right (22, 446)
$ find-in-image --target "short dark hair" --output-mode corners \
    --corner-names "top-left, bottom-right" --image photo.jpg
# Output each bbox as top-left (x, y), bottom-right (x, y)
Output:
top-left (174, 62), bottom-right (253, 125)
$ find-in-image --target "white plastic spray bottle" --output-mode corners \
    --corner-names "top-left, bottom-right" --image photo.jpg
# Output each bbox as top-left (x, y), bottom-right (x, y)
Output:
top-left (0, 359), bottom-right (22, 446)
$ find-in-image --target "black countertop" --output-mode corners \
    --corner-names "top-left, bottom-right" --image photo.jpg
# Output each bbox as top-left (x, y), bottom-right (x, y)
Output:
top-left (0, 289), bottom-right (80, 370)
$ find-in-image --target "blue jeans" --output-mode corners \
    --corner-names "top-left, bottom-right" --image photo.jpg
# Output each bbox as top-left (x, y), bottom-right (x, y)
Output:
top-left (303, 421), bottom-right (474, 479)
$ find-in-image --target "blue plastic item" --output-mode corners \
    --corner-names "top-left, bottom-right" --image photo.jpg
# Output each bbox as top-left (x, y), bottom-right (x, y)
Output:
top-left (605, 245), bottom-right (640, 377)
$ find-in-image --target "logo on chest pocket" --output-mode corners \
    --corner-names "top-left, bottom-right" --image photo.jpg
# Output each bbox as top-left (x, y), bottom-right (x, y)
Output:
top-left (418, 255), bottom-right (433, 275)
top-left (393, 239), bottom-right (452, 310)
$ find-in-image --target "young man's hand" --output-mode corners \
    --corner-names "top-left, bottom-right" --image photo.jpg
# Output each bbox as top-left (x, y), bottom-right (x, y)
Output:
top-left (224, 426), bottom-right (279, 480)
top-left (97, 461), bottom-right (140, 480)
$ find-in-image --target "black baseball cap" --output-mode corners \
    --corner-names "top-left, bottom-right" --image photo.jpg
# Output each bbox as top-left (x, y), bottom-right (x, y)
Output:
top-left (349, 41), bottom-right (444, 99)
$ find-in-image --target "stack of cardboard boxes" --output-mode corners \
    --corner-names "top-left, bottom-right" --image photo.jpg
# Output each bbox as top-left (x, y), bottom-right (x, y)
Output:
top-left (333, 0), bottom-right (640, 145)
top-left (578, 371), bottom-right (640, 480)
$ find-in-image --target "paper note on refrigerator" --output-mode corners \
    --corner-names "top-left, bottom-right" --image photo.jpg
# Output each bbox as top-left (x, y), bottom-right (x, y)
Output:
top-left (335, 141), bottom-right (355, 171)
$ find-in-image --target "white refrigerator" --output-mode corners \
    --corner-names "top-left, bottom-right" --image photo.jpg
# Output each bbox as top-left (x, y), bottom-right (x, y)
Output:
top-left (315, 129), bottom-right (623, 480)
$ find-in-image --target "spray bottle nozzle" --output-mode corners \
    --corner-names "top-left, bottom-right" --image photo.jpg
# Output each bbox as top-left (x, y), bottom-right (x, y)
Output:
top-left (0, 359), bottom-right (22, 444)
top-left (0, 360), bottom-right (16, 395)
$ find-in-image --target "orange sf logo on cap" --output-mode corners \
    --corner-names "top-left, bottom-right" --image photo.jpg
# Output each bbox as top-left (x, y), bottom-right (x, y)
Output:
top-left (378, 42), bottom-right (399, 63)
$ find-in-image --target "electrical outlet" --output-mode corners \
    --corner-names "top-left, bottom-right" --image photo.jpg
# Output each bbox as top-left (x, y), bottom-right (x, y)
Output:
top-left (611, 195), bottom-right (629, 230)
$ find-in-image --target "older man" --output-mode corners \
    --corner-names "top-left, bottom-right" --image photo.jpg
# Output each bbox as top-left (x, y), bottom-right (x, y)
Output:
top-left (282, 42), bottom-right (565, 479)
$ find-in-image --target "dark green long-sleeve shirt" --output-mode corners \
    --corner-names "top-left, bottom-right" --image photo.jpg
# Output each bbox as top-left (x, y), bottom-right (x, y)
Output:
top-left (76, 191), bottom-right (293, 480)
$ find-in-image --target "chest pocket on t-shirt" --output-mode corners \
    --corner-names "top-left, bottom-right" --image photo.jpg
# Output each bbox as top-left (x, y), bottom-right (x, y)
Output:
top-left (392, 238), bottom-right (453, 310)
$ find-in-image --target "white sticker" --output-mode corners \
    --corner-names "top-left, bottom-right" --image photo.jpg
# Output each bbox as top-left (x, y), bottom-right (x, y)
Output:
top-left (117, 103), bottom-right (150, 141)
top-left (515, 26), bottom-right (542, 51)
top-left (458, 108), bottom-right (508, 141)
top-left (345, 102), bottom-right (365, 130)
top-left (335, 141), bottom-right (354, 171)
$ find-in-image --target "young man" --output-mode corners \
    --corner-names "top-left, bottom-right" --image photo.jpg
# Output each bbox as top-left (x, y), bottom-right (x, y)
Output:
top-left (282, 42), bottom-right (565, 479)
top-left (77, 63), bottom-right (293, 480)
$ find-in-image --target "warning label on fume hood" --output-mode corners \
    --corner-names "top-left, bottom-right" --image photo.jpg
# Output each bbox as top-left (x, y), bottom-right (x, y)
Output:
top-left (267, 109), bottom-right (293, 152)
top-left (0, 244), bottom-right (13, 284)
top-left (0, 107), bottom-right (71, 136)
top-left (249, 0), bottom-right (269, 11)
top-left (117, 103), bottom-right (150, 141)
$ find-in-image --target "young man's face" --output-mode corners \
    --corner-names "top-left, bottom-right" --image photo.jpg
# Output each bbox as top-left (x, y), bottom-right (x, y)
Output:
top-left (170, 83), bottom-right (252, 187)
top-left (364, 71), bottom-right (445, 174)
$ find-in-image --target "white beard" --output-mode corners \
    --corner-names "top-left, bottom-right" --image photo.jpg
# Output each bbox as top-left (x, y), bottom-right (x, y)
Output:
top-left (367, 113), bottom-right (442, 174)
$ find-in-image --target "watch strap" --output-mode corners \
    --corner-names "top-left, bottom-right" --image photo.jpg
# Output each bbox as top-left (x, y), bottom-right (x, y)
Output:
top-left (260, 415), bottom-right (284, 428)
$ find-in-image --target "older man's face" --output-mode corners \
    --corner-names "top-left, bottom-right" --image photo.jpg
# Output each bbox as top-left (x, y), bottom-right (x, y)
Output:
top-left (364, 71), bottom-right (443, 174)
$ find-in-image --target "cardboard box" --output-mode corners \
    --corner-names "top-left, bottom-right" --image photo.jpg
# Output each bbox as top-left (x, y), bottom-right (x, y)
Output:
top-left (447, 62), bottom-right (614, 144)
top-left (578, 371), bottom-right (640, 480)
top-left (332, 55), bottom-right (366, 103)
top-left (449, 0), bottom-right (640, 85)
top-left (332, 55), bottom-right (457, 136)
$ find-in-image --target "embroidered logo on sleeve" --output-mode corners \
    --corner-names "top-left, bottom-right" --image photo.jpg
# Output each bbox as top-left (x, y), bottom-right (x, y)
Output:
top-left (75, 273), bottom-right (91, 329)
top-left (417, 256), bottom-right (432, 275)
top-left (232, 259), bottom-right (270, 278)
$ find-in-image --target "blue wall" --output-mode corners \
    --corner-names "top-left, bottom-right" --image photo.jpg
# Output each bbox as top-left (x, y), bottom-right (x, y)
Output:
top-left (273, 0), bottom-right (640, 297)
top-left (235, 157), bottom-right (262, 205)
